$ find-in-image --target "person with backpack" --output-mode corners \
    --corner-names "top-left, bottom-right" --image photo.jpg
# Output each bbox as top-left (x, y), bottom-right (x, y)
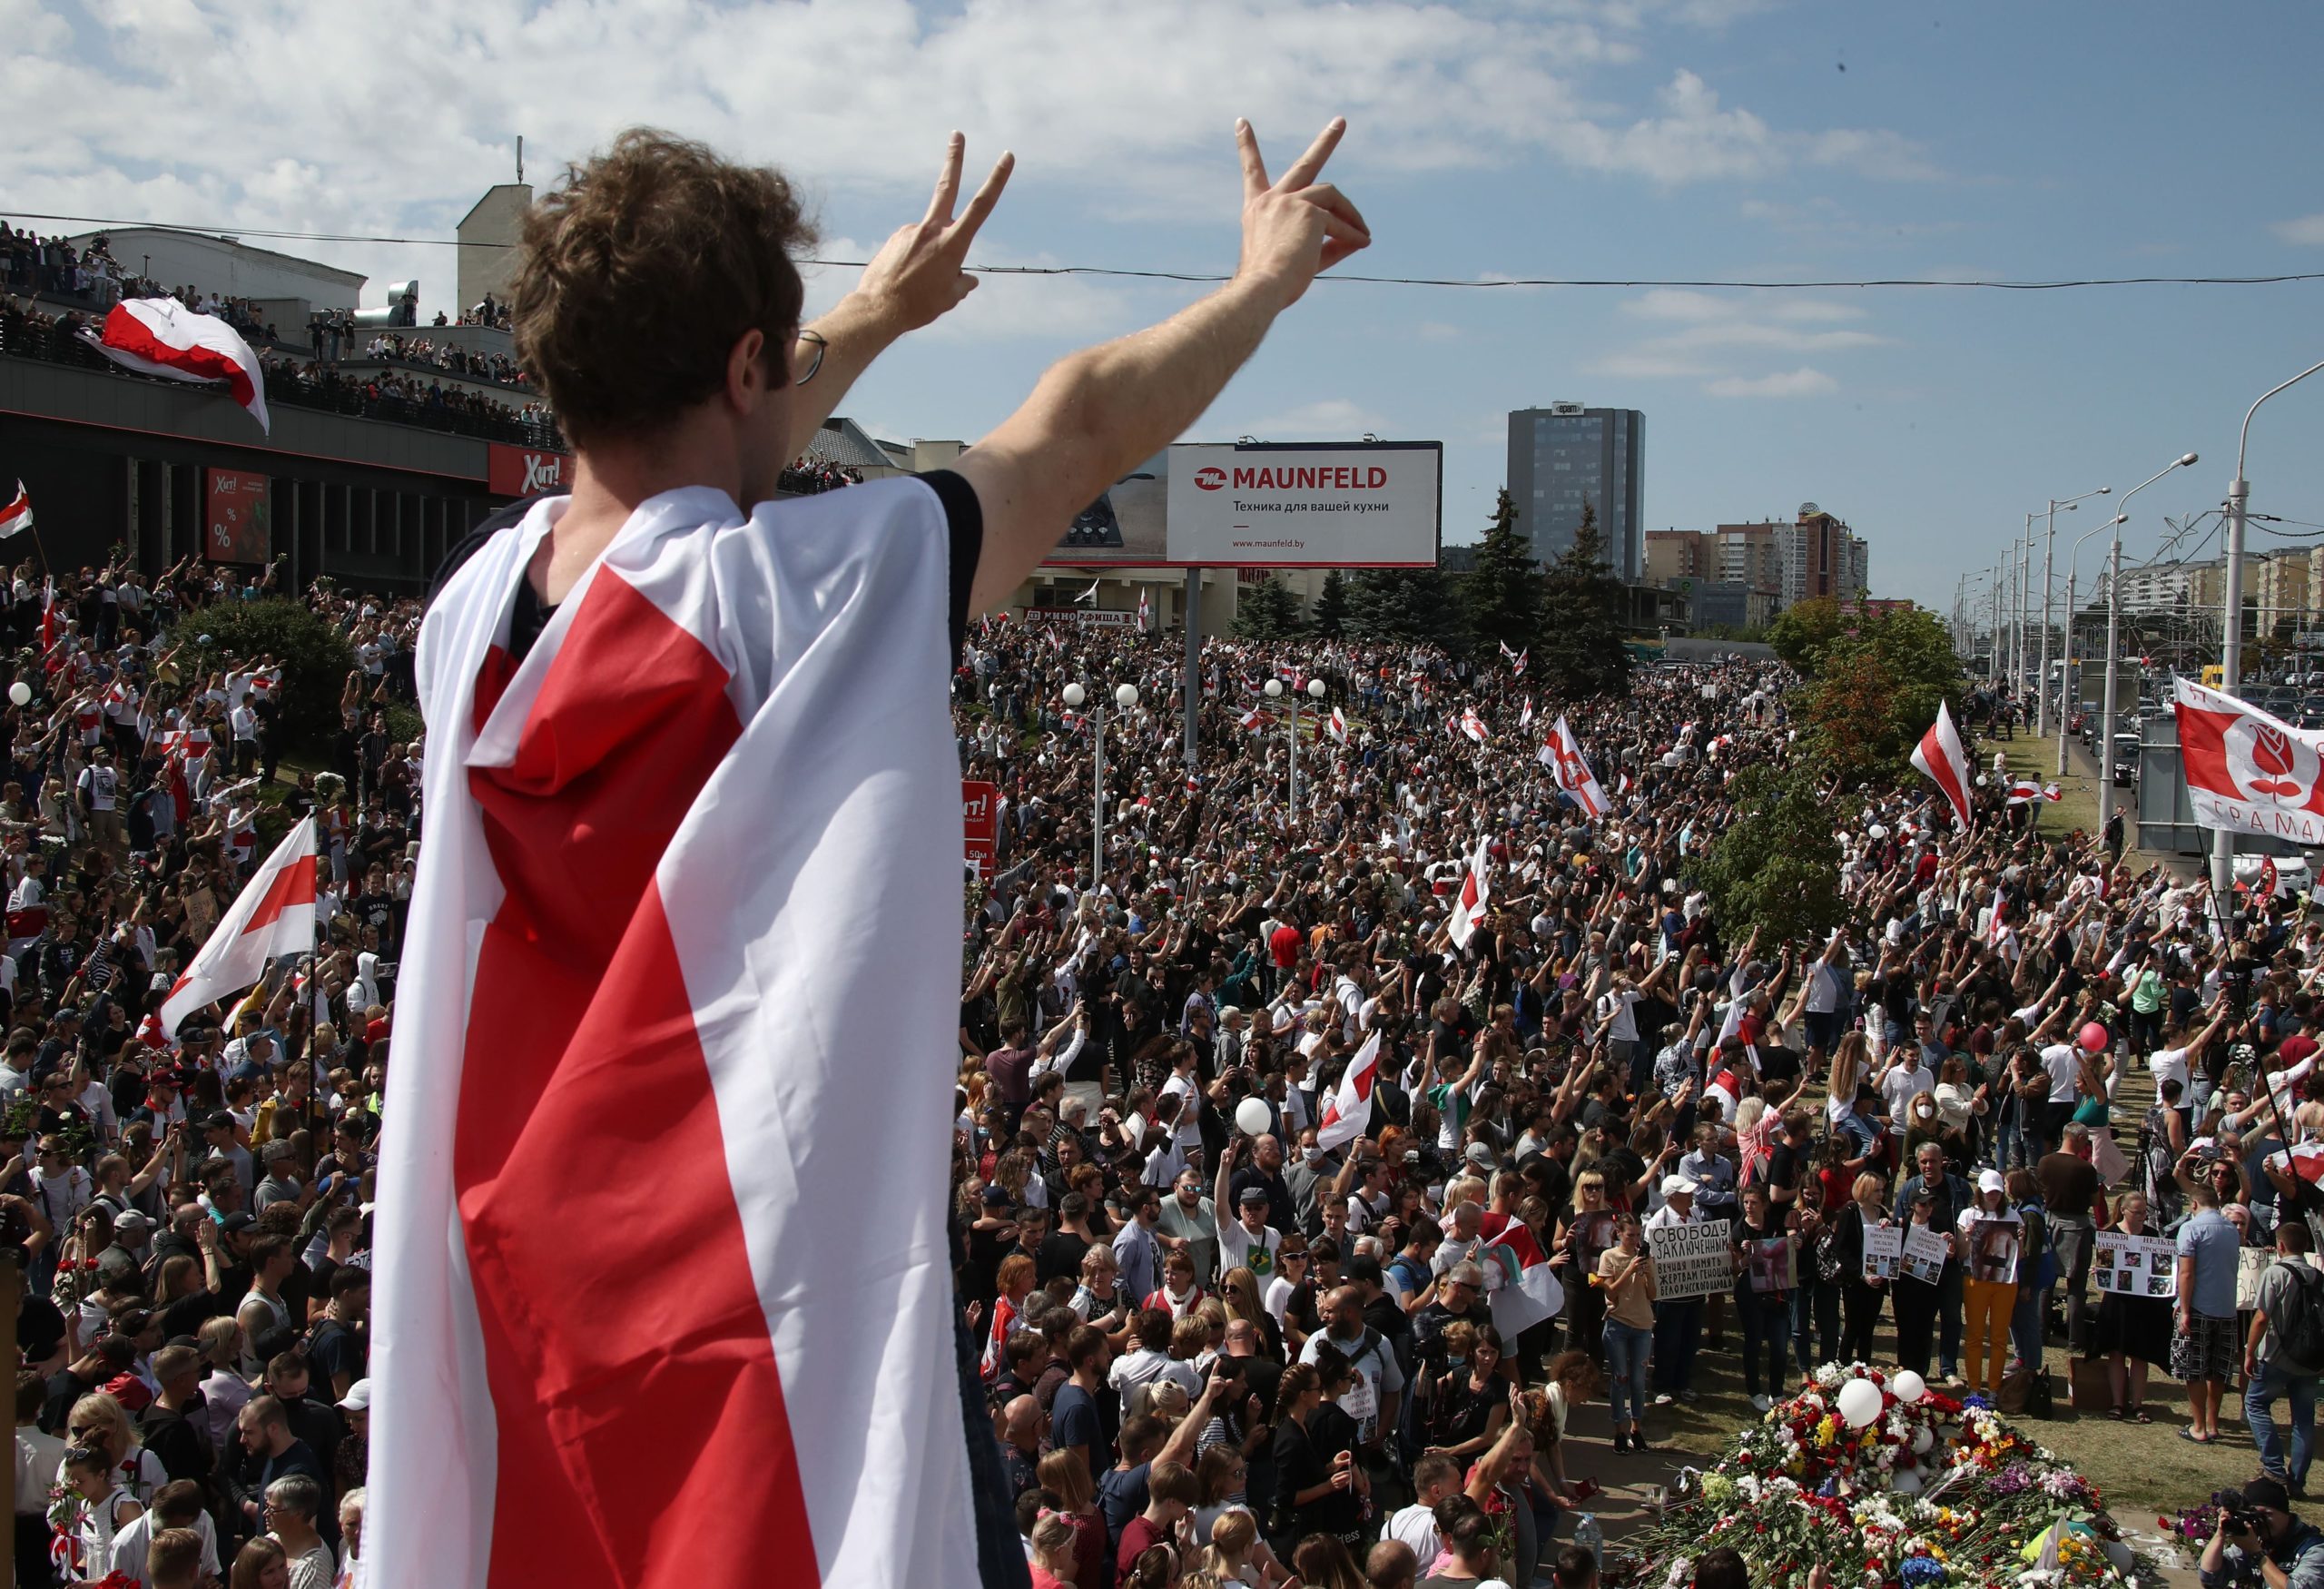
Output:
top-left (2245, 1219), bottom-right (2324, 1494)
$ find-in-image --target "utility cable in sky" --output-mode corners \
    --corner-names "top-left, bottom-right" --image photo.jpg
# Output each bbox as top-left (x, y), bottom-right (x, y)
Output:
top-left (5, 208), bottom-right (2323, 292)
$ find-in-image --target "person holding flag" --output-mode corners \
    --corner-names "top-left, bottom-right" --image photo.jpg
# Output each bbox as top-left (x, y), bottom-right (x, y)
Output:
top-left (1910, 700), bottom-right (1974, 829)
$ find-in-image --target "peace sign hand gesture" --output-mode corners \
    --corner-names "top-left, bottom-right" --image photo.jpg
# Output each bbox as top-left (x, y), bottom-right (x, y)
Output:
top-left (1234, 118), bottom-right (1371, 311)
top-left (856, 133), bottom-right (1016, 335)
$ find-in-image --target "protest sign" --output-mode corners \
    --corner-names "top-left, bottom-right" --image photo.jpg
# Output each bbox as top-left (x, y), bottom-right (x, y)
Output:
top-left (1862, 1224), bottom-right (1903, 1283)
top-left (1647, 1218), bottom-right (1733, 1302)
top-left (2094, 1230), bottom-right (2176, 1299)
top-left (1901, 1225), bottom-right (1948, 1287)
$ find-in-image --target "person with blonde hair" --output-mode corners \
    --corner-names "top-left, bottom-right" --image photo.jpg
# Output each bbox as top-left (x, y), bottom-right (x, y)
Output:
top-left (53, 1440), bottom-right (143, 1580)
top-left (1198, 1507), bottom-right (1277, 1587)
top-left (68, 1389), bottom-right (168, 1500)
top-left (1026, 1511), bottom-right (1080, 1589)
top-left (1036, 1446), bottom-right (1108, 1589)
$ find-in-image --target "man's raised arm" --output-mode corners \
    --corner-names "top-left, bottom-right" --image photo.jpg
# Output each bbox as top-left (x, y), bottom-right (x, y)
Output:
top-left (959, 118), bottom-right (1369, 614)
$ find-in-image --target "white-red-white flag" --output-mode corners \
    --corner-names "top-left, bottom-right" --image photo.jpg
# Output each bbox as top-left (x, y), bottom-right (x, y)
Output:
top-left (1315, 1031), bottom-right (1381, 1152)
top-left (1239, 704), bottom-right (1267, 732)
top-left (1512, 647), bottom-right (1527, 676)
top-left (1910, 700), bottom-right (1974, 829)
top-left (1137, 589), bottom-right (1151, 633)
top-left (1519, 696), bottom-right (1533, 730)
top-left (1459, 706), bottom-right (1488, 745)
top-left (1446, 837), bottom-right (1491, 949)
top-left (1545, 715), bottom-right (1610, 819)
top-left (1479, 1216), bottom-right (1562, 1337)
top-left (1326, 706), bottom-right (1347, 745)
top-left (2005, 779), bottom-right (2043, 805)
top-left (39, 578), bottom-right (54, 653)
top-left (2173, 676), bottom-right (2324, 844)
top-left (81, 299), bottom-right (270, 432)
top-left (0, 481), bottom-right (30, 540)
top-left (157, 816), bottom-right (317, 1036)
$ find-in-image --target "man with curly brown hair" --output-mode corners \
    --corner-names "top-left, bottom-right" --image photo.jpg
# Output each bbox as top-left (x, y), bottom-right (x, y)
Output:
top-left (372, 120), bottom-right (1368, 1589)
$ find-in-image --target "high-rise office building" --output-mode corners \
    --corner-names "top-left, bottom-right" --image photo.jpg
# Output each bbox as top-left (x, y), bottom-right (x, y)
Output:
top-left (1507, 404), bottom-right (1643, 580)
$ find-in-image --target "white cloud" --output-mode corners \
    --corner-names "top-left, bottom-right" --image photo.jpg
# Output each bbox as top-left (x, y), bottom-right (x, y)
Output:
top-left (0, 1), bottom-right (1936, 320)
top-left (1704, 366), bottom-right (1836, 398)
top-left (2272, 214), bottom-right (2324, 246)
top-left (1582, 349), bottom-right (1718, 379)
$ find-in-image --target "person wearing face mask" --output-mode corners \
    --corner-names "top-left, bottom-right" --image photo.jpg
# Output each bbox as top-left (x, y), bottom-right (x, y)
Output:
top-left (1285, 1126), bottom-right (1333, 1235)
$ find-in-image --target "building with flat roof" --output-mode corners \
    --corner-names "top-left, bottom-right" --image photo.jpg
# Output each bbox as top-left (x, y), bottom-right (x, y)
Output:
top-left (1506, 404), bottom-right (1642, 580)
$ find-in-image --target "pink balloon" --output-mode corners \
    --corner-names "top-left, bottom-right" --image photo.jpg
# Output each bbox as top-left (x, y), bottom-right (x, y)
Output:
top-left (2079, 1022), bottom-right (2109, 1053)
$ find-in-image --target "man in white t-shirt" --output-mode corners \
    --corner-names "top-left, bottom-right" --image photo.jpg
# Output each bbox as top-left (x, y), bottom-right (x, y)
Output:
top-left (1386, 1453), bottom-right (1465, 1572)
top-left (1877, 1043), bottom-right (1937, 1130)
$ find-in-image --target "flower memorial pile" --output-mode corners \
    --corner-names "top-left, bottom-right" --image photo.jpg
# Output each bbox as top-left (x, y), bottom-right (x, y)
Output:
top-left (1612, 1366), bottom-right (2138, 1589)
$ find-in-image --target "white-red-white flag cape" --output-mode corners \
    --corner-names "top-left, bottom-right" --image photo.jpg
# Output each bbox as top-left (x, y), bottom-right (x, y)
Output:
top-left (1315, 1031), bottom-right (1381, 1152)
top-left (157, 816), bottom-right (316, 1036)
top-left (1545, 715), bottom-right (1610, 819)
top-left (81, 299), bottom-right (270, 432)
top-left (372, 483), bottom-right (978, 1585)
top-left (1479, 1214), bottom-right (1563, 1337)
top-left (1909, 700), bottom-right (1974, 829)
top-left (1446, 837), bottom-right (1491, 949)
top-left (2174, 675), bottom-right (2324, 845)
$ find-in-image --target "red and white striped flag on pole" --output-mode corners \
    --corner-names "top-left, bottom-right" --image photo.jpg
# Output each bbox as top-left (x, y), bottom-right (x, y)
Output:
top-left (1544, 715), bottom-right (1610, 819)
top-left (1459, 706), bottom-right (1488, 744)
top-left (1137, 589), bottom-right (1151, 633)
top-left (1479, 1216), bottom-right (1562, 1337)
top-left (157, 816), bottom-right (317, 1036)
top-left (1326, 706), bottom-right (1347, 745)
top-left (1909, 700), bottom-right (1974, 829)
top-left (0, 481), bottom-right (31, 540)
top-left (80, 298), bottom-right (271, 432)
top-left (39, 578), bottom-right (54, 653)
top-left (1315, 1030), bottom-right (1381, 1152)
top-left (1446, 837), bottom-right (1491, 949)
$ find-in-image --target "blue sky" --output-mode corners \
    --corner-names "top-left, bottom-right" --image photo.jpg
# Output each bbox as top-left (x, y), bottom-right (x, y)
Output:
top-left (8, 0), bottom-right (2324, 612)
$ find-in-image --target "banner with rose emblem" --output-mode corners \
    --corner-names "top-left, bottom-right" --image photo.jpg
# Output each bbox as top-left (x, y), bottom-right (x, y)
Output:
top-left (2173, 675), bottom-right (2324, 844)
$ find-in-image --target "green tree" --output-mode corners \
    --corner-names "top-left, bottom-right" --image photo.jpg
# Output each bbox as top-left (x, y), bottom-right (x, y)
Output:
top-left (1768, 597), bottom-right (1847, 674)
top-left (190, 597), bottom-right (356, 750)
top-left (1459, 488), bottom-right (1541, 661)
top-left (1535, 498), bottom-right (1631, 697)
top-left (1695, 762), bottom-right (1846, 944)
top-left (1344, 566), bottom-right (1468, 647)
top-left (1797, 605), bottom-right (1965, 785)
top-left (1230, 576), bottom-right (1305, 639)
top-left (1309, 568), bottom-right (1350, 640)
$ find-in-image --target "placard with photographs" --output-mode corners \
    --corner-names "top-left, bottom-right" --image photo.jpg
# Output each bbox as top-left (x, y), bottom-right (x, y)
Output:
top-left (1862, 1224), bottom-right (1903, 1283)
top-left (1966, 1219), bottom-right (2020, 1286)
top-left (1900, 1224), bottom-right (1949, 1287)
top-left (2094, 1230), bottom-right (2177, 1299)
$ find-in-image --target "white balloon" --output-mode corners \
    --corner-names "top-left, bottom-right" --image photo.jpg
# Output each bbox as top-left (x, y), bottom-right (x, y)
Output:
top-left (1911, 1425), bottom-right (1935, 1456)
top-left (1867, 824), bottom-right (1887, 841)
top-left (5, 682), bottom-right (27, 707)
top-left (1835, 1377), bottom-right (1884, 1428)
top-left (1235, 1098), bottom-right (1272, 1138)
top-left (1892, 1467), bottom-right (1924, 1495)
top-left (1891, 1369), bottom-right (1926, 1405)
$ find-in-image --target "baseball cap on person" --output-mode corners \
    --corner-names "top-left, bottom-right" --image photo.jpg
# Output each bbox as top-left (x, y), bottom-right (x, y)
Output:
top-left (1464, 1143), bottom-right (1497, 1170)
top-left (112, 1209), bottom-right (152, 1233)
top-left (1236, 1185), bottom-right (1269, 1207)
top-left (337, 1378), bottom-right (372, 1413)
top-left (1977, 1170), bottom-right (2005, 1195)
top-left (203, 1111), bottom-right (234, 1132)
top-left (217, 1212), bottom-right (255, 1233)
top-left (261, 1140), bottom-right (296, 1163)
top-left (980, 1185), bottom-right (1009, 1207)
top-left (1661, 1174), bottom-right (1698, 1198)
top-left (2243, 1476), bottom-right (2292, 1515)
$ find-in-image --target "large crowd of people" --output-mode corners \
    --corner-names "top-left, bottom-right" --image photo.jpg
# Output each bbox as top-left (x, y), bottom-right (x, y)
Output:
top-left (0, 534), bottom-right (2318, 1588)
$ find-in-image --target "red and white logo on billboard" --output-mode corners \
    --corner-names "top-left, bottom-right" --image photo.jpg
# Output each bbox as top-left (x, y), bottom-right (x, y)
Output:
top-left (1193, 466), bottom-right (1228, 491)
top-left (487, 444), bottom-right (571, 498)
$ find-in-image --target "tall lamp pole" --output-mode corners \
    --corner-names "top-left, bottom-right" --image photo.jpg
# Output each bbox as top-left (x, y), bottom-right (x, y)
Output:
top-left (1063, 680), bottom-right (1139, 895)
top-left (1265, 676), bottom-right (1329, 822)
top-left (2212, 358), bottom-right (2324, 912)
top-left (2059, 511), bottom-right (2127, 776)
top-left (2095, 453), bottom-right (2201, 834)
top-left (2036, 487), bottom-right (2111, 735)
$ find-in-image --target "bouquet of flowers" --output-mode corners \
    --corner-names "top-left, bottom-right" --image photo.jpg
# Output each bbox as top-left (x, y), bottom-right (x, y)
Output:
top-left (1614, 1365), bottom-right (2135, 1589)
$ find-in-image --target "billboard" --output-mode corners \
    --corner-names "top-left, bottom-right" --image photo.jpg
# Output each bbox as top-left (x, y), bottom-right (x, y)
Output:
top-left (204, 469), bottom-right (271, 563)
top-left (1041, 440), bottom-right (1441, 569)
top-left (487, 443), bottom-right (571, 498)
top-left (962, 779), bottom-right (999, 882)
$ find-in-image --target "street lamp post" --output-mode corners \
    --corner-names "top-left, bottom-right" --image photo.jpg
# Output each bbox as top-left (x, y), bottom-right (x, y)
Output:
top-left (2059, 512), bottom-right (2127, 776)
top-left (1265, 676), bottom-right (1329, 820)
top-left (2095, 453), bottom-right (2200, 834)
top-left (1063, 680), bottom-right (1138, 895)
top-left (2036, 487), bottom-right (2111, 736)
top-left (2212, 358), bottom-right (2324, 910)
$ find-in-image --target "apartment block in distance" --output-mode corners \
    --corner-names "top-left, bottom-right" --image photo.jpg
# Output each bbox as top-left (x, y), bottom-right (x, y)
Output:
top-left (1507, 403), bottom-right (1644, 580)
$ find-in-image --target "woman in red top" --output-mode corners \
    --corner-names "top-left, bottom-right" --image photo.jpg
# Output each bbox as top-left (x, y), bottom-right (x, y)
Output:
top-left (1027, 1513), bottom-right (1083, 1589)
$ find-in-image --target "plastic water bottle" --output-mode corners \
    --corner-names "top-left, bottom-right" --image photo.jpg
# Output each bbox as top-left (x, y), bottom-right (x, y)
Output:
top-left (1574, 1512), bottom-right (1604, 1569)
